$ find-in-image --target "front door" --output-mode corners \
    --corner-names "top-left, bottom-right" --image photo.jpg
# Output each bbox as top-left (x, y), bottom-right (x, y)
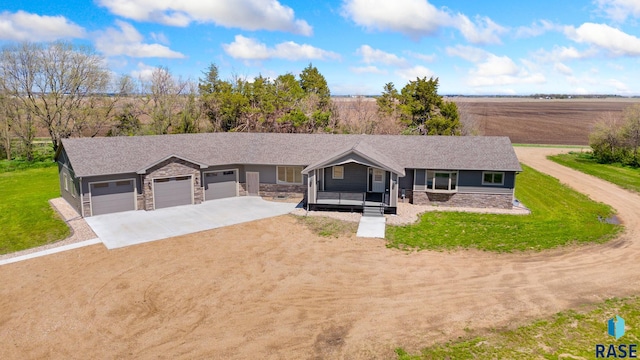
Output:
top-left (246, 171), bottom-right (259, 196)
top-left (372, 168), bottom-right (385, 193)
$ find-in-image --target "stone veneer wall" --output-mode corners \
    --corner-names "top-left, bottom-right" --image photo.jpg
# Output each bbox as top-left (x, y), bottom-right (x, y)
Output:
top-left (412, 191), bottom-right (513, 209)
top-left (82, 200), bottom-right (91, 217)
top-left (142, 158), bottom-right (203, 210)
top-left (238, 183), bottom-right (306, 198)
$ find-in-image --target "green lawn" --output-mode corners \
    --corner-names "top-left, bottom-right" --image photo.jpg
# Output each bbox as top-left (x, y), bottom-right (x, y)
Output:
top-left (386, 164), bottom-right (620, 252)
top-left (549, 152), bottom-right (640, 194)
top-left (396, 296), bottom-right (640, 359)
top-left (0, 163), bottom-right (70, 254)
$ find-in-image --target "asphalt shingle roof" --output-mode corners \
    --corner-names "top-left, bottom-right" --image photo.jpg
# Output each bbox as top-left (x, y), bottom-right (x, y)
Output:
top-left (60, 133), bottom-right (522, 177)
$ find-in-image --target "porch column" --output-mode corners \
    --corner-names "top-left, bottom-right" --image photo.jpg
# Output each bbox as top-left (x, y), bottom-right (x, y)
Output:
top-left (390, 173), bottom-right (398, 207)
top-left (308, 170), bottom-right (316, 203)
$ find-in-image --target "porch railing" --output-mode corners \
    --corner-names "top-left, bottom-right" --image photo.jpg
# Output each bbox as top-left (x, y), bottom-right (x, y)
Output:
top-left (316, 191), bottom-right (365, 206)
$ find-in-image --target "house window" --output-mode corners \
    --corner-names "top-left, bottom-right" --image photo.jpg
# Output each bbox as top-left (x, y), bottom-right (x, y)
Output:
top-left (482, 172), bottom-right (504, 185)
top-left (63, 173), bottom-right (69, 191)
top-left (332, 166), bottom-right (344, 179)
top-left (277, 166), bottom-right (303, 184)
top-left (71, 182), bottom-right (77, 198)
top-left (426, 170), bottom-right (457, 192)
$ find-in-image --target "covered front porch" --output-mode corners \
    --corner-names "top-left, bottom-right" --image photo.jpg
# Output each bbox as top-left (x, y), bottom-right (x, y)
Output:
top-left (302, 142), bottom-right (405, 215)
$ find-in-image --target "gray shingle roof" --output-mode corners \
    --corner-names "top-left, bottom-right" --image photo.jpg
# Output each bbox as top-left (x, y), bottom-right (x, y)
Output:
top-left (60, 133), bottom-right (522, 177)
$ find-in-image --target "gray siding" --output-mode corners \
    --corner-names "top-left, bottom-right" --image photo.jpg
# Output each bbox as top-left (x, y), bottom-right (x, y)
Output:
top-left (458, 170), bottom-right (515, 188)
top-left (412, 169), bottom-right (516, 193)
top-left (58, 161), bottom-right (81, 215)
top-left (414, 169), bottom-right (426, 188)
top-left (81, 173), bottom-right (142, 197)
top-left (324, 163), bottom-right (368, 192)
top-left (398, 168), bottom-right (414, 190)
top-left (202, 164), bottom-right (245, 182)
top-left (244, 165), bottom-right (278, 184)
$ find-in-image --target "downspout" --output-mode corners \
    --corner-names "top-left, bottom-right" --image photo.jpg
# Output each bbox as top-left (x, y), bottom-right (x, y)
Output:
top-left (79, 177), bottom-right (84, 217)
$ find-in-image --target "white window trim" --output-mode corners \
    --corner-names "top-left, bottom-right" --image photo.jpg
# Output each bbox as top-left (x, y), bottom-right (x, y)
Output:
top-left (276, 166), bottom-right (303, 185)
top-left (63, 173), bottom-right (69, 192)
top-left (482, 171), bottom-right (505, 186)
top-left (332, 165), bottom-right (344, 180)
top-left (425, 170), bottom-right (459, 193)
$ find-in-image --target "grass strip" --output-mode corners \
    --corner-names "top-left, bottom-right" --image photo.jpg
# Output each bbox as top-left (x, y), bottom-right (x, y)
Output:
top-left (386, 164), bottom-right (620, 252)
top-left (396, 296), bottom-right (640, 359)
top-left (549, 152), bottom-right (640, 194)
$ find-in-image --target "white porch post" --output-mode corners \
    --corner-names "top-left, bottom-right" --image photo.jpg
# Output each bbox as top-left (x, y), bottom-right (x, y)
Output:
top-left (308, 170), bottom-right (317, 204)
top-left (390, 173), bottom-right (398, 207)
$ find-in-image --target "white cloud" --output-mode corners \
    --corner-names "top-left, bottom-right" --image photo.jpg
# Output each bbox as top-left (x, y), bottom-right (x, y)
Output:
top-left (515, 20), bottom-right (559, 38)
top-left (445, 45), bottom-right (488, 62)
top-left (131, 62), bottom-right (156, 82)
top-left (554, 62), bottom-right (573, 75)
top-left (608, 78), bottom-right (630, 92)
top-left (356, 45), bottom-right (408, 66)
top-left (534, 45), bottom-right (597, 63)
top-left (565, 22), bottom-right (640, 56)
top-left (350, 65), bottom-right (386, 74)
top-left (472, 55), bottom-right (520, 77)
top-left (0, 11), bottom-right (85, 41)
top-left (448, 47), bottom-right (546, 88)
top-left (395, 65), bottom-right (435, 81)
top-left (150, 32), bottom-right (170, 45)
top-left (342, 0), bottom-right (505, 44)
top-left (222, 35), bottom-right (340, 61)
top-left (96, 0), bottom-right (312, 35)
top-left (95, 20), bottom-right (185, 58)
top-left (594, 0), bottom-right (640, 22)
top-left (452, 14), bottom-right (507, 45)
top-left (406, 51), bottom-right (436, 62)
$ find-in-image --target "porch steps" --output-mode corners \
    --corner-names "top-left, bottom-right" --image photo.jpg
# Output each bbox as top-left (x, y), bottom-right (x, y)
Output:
top-left (363, 205), bottom-right (384, 217)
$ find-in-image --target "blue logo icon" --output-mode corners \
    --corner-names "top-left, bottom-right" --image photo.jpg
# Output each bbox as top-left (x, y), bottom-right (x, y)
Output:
top-left (609, 315), bottom-right (626, 340)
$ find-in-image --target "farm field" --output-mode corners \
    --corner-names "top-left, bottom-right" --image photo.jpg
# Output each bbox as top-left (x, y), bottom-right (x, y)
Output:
top-left (454, 97), bottom-right (640, 145)
top-left (1, 147), bottom-right (640, 359)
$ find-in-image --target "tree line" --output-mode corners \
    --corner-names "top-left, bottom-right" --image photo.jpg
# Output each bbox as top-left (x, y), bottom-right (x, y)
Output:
top-left (590, 104), bottom-right (640, 167)
top-left (0, 41), bottom-right (462, 161)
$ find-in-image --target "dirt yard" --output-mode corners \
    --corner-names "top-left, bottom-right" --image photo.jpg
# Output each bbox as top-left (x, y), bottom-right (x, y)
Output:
top-left (2, 147), bottom-right (640, 359)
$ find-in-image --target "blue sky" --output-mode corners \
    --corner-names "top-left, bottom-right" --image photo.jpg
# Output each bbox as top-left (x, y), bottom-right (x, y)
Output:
top-left (2, 0), bottom-right (640, 95)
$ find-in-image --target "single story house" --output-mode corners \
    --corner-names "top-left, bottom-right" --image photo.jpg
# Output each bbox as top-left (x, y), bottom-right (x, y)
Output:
top-left (55, 133), bottom-right (522, 217)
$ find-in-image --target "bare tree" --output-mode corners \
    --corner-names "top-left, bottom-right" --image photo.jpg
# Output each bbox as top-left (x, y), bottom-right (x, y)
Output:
top-left (0, 82), bottom-right (13, 160)
top-left (75, 74), bottom-right (136, 137)
top-left (622, 104), bottom-right (640, 165)
top-left (589, 112), bottom-right (624, 163)
top-left (138, 66), bottom-right (189, 134)
top-left (0, 42), bottom-right (111, 151)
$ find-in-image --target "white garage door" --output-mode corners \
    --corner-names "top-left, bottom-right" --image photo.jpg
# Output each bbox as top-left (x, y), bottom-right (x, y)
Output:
top-left (204, 170), bottom-right (237, 200)
top-left (91, 180), bottom-right (136, 216)
top-left (153, 176), bottom-right (193, 209)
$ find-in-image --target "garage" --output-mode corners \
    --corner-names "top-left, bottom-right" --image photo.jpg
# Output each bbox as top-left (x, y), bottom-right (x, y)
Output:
top-left (204, 170), bottom-right (238, 200)
top-left (153, 176), bottom-right (193, 209)
top-left (90, 180), bottom-right (136, 216)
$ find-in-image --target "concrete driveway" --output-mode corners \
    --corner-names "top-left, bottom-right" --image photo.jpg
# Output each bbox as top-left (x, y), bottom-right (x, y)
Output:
top-left (85, 197), bottom-right (299, 249)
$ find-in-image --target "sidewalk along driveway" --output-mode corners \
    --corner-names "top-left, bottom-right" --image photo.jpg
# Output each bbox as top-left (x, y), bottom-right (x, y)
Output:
top-left (85, 197), bottom-right (299, 249)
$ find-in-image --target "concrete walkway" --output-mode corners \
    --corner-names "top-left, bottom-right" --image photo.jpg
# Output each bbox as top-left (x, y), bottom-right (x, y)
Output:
top-left (86, 197), bottom-right (298, 249)
top-left (356, 216), bottom-right (386, 238)
top-left (0, 238), bottom-right (102, 266)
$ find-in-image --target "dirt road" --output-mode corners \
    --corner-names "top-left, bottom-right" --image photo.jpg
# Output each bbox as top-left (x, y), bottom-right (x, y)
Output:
top-left (1, 148), bottom-right (639, 359)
